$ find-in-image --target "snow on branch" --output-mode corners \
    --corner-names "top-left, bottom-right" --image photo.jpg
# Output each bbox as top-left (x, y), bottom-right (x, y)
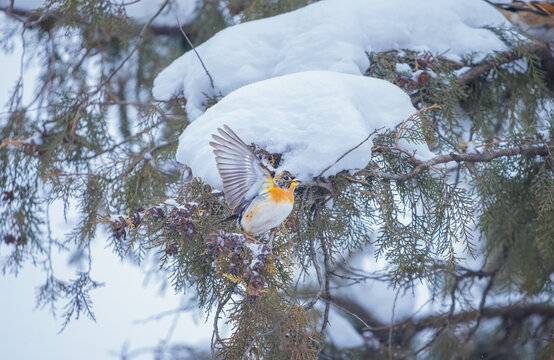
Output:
top-left (458, 42), bottom-right (554, 88)
top-left (153, 0), bottom-right (507, 120)
top-left (175, 71), bottom-right (434, 189)
top-left (0, 3), bottom-right (197, 37)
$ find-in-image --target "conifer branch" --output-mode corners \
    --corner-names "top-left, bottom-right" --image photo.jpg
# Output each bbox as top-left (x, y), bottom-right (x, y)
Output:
top-left (318, 128), bottom-right (382, 177)
top-left (211, 288), bottom-right (235, 357)
top-left (458, 42), bottom-right (554, 88)
top-left (91, 0), bottom-right (170, 97)
top-left (175, 14), bottom-right (215, 90)
top-left (0, 5), bottom-right (194, 37)
top-left (357, 143), bottom-right (550, 183)
top-left (320, 234), bottom-right (332, 335)
top-left (304, 237), bottom-right (323, 310)
top-left (380, 303), bottom-right (554, 335)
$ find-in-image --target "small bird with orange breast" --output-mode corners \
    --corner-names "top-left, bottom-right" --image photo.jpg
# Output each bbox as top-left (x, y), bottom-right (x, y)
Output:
top-left (485, 1), bottom-right (554, 43)
top-left (210, 125), bottom-right (299, 235)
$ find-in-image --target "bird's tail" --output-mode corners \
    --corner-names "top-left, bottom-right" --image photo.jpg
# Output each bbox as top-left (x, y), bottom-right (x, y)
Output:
top-left (220, 214), bottom-right (239, 224)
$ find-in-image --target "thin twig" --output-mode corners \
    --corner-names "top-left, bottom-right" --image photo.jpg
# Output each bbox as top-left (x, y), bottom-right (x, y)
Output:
top-left (133, 302), bottom-right (195, 324)
top-left (457, 42), bottom-right (554, 87)
top-left (300, 179), bottom-right (334, 195)
top-left (92, 0), bottom-right (170, 96)
top-left (211, 289), bottom-right (234, 357)
top-left (389, 289), bottom-right (400, 360)
top-left (303, 237), bottom-right (324, 310)
top-left (465, 247), bottom-right (507, 341)
top-left (318, 127), bottom-right (383, 177)
top-left (175, 14), bottom-right (215, 89)
top-left (320, 235), bottom-right (331, 335)
top-left (247, 0), bottom-right (259, 13)
top-left (323, 297), bottom-right (370, 328)
top-left (67, 0), bottom-right (170, 138)
top-left (79, 120), bottom-right (163, 161)
top-left (394, 104), bottom-right (441, 148)
top-left (4, 0), bottom-right (25, 22)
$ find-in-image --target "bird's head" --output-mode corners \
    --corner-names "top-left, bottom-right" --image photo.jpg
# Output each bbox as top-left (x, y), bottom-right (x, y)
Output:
top-left (274, 170), bottom-right (299, 189)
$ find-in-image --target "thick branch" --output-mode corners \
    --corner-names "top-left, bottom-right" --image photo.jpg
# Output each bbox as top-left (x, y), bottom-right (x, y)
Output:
top-left (458, 42), bottom-right (554, 88)
top-left (359, 143), bottom-right (550, 183)
top-left (365, 303), bottom-right (554, 337)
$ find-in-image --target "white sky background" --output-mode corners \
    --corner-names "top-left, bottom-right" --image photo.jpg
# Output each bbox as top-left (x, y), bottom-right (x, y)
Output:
top-left (0, 12), bottom-right (213, 359)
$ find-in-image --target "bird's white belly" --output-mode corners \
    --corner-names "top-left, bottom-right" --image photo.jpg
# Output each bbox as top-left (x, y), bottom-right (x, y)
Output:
top-left (240, 200), bottom-right (293, 235)
top-left (526, 26), bottom-right (554, 43)
top-left (514, 14), bottom-right (554, 43)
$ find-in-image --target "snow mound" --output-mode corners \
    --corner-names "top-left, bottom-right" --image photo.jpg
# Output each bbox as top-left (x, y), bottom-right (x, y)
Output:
top-left (177, 71), bottom-right (432, 189)
top-left (153, 0), bottom-right (508, 120)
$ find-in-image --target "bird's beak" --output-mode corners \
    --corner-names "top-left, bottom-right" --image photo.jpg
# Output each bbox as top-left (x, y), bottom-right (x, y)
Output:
top-left (292, 179), bottom-right (301, 187)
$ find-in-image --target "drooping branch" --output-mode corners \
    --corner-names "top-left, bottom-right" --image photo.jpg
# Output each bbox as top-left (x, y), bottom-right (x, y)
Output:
top-left (91, 0), bottom-right (170, 97)
top-left (0, 6), bottom-right (197, 38)
top-left (66, 0), bottom-right (170, 140)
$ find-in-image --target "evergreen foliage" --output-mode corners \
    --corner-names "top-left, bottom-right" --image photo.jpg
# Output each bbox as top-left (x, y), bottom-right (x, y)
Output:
top-left (1, 1), bottom-right (553, 359)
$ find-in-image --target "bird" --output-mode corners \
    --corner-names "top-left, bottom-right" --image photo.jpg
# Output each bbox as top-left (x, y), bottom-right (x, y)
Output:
top-left (209, 125), bottom-right (300, 235)
top-left (484, 1), bottom-right (554, 43)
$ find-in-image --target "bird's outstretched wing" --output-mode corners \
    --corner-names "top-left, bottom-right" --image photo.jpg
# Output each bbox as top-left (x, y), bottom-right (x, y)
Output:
top-left (209, 125), bottom-right (271, 215)
top-left (529, 2), bottom-right (554, 17)
top-left (485, 0), bottom-right (554, 16)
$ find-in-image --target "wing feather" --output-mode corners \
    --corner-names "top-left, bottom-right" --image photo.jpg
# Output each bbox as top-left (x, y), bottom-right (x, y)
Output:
top-left (210, 125), bottom-right (269, 214)
top-left (530, 2), bottom-right (554, 16)
top-left (487, 0), bottom-right (547, 15)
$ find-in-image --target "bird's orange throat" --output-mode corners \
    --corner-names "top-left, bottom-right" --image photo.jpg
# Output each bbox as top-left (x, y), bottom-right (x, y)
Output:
top-left (268, 178), bottom-right (296, 204)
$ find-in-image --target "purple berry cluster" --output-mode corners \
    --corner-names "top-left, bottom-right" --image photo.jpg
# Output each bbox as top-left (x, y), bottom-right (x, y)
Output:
top-left (110, 203), bottom-right (197, 244)
top-left (205, 230), bottom-right (271, 297)
top-left (112, 216), bottom-right (128, 241)
top-left (168, 204), bottom-right (198, 238)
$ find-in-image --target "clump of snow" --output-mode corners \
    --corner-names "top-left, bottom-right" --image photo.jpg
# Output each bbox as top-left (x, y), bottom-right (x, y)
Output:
top-left (395, 63), bottom-right (412, 73)
top-left (177, 71), bottom-right (433, 189)
top-left (244, 241), bottom-right (265, 260)
top-left (26, 131), bottom-right (43, 146)
top-left (244, 241), bottom-right (269, 274)
top-left (465, 141), bottom-right (478, 155)
top-left (164, 198), bottom-right (198, 210)
top-left (153, 0), bottom-right (508, 120)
